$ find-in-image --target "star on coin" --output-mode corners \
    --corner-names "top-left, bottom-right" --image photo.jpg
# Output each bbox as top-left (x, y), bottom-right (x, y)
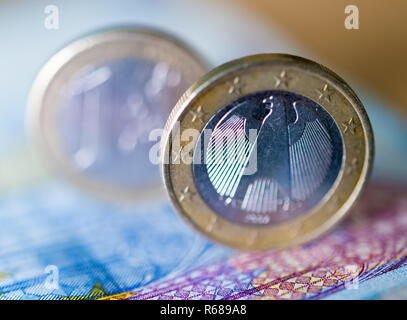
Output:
top-left (342, 117), bottom-right (358, 135)
top-left (274, 70), bottom-right (294, 88)
top-left (227, 76), bottom-right (243, 95)
top-left (354, 141), bottom-right (364, 154)
top-left (205, 216), bottom-right (218, 232)
top-left (288, 223), bottom-right (303, 238)
top-left (189, 105), bottom-right (207, 123)
top-left (329, 195), bottom-right (341, 209)
top-left (179, 186), bottom-right (196, 202)
top-left (346, 158), bottom-right (359, 175)
top-left (171, 145), bottom-right (184, 163)
top-left (316, 84), bottom-right (334, 103)
top-left (246, 231), bottom-right (259, 247)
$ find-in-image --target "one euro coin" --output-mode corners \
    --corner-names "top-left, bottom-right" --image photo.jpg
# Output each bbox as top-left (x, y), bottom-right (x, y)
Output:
top-left (161, 54), bottom-right (374, 250)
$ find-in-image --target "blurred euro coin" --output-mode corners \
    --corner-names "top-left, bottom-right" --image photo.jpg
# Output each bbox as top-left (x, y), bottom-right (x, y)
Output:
top-left (27, 27), bottom-right (207, 201)
top-left (161, 54), bottom-right (374, 250)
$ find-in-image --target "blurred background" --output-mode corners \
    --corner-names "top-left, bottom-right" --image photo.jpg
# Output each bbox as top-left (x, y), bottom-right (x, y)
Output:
top-left (0, 0), bottom-right (406, 299)
top-left (1, 0), bottom-right (407, 196)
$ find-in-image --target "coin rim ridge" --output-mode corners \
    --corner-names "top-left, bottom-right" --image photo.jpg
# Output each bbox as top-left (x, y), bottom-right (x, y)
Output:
top-left (161, 53), bottom-right (374, 250)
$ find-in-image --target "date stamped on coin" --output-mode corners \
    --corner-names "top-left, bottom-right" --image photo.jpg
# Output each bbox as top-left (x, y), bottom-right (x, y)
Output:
top-left (161, 54), bottom-right (374, 250)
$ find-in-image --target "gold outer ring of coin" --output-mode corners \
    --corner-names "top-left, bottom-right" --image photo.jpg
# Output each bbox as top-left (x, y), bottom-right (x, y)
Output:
top-left (26, 26), bottom-right (208, 203)
top-left (161, 53), bottom-right (374, 250)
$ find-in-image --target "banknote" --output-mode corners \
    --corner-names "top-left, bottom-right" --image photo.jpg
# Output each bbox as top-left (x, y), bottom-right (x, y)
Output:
top-left (0, 181), bottom-right (229, 300)
top-left (101, 182), bottom-right (407, 300)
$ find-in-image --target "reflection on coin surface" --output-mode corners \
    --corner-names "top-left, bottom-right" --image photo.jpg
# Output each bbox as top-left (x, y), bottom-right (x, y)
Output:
top-left (193, 91), bottom-right (343, 226)
top-left (27, 27), bottom-right (207, 201)
top-left (161, 54), bottom-right (374, 250)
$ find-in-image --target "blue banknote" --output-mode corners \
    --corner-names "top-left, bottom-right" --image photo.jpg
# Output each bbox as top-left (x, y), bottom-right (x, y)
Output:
top-left (0, 182), bottom-right (229, 299)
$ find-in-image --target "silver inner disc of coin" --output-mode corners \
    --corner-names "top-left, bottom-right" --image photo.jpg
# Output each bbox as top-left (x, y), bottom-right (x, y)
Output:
top-left (193, 91), bottom-right (343, 225)
top-left (58, 58), bottom-right (189, 189)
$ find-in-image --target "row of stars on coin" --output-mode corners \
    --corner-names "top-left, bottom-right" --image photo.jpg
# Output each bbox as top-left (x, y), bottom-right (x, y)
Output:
top-left (176, 71), bottom-right (363, 229)
top-left (188, 86), bottom-right (359, 137)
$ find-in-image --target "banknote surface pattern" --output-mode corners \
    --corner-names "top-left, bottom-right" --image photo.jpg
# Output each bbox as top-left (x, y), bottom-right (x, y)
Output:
top-left (0, 183), bottom-right (228, 300)
top-left (101, 182), bottom-right (407, 300)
